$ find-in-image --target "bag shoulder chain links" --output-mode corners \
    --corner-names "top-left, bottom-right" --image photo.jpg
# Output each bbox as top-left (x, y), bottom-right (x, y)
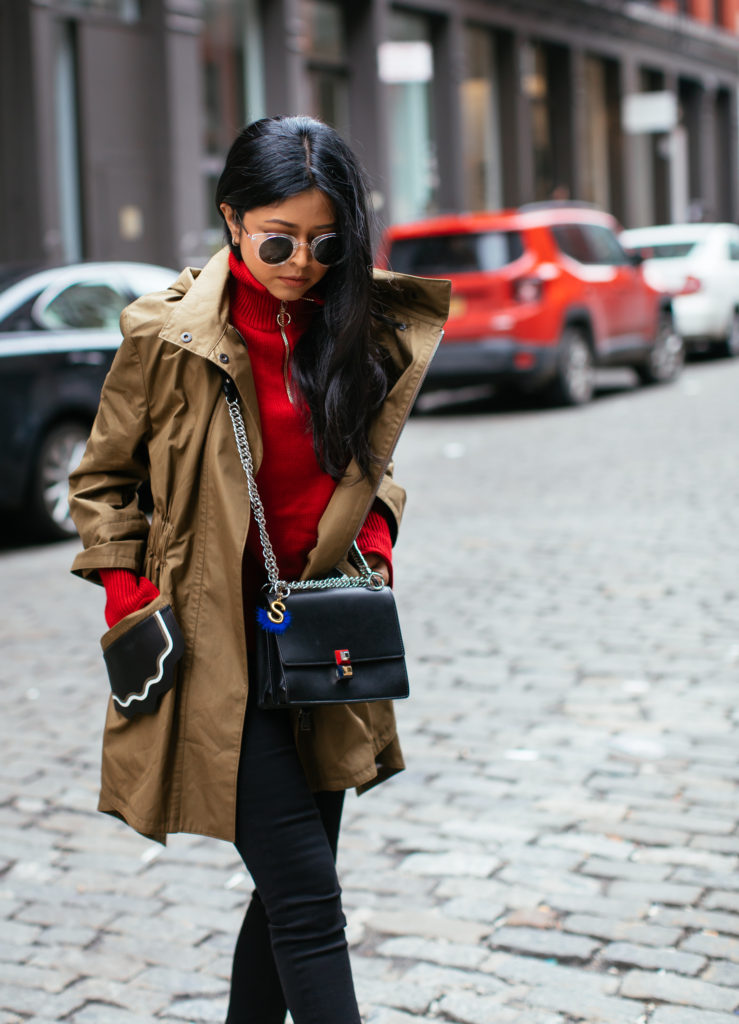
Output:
top-left (222, 376), bottom-right (385, 624)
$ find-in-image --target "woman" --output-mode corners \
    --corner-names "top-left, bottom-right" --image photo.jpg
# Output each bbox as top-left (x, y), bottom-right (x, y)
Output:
top-left (69, 115), bottom-right (449, 1023)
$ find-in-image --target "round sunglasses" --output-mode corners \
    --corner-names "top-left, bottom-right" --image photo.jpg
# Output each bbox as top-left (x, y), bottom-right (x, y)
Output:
top-left (245, 231), bottom-right (341, 267)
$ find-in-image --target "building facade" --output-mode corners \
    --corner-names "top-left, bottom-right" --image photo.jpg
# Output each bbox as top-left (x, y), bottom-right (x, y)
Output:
top-left (2, 0), bottom-right (739, 270)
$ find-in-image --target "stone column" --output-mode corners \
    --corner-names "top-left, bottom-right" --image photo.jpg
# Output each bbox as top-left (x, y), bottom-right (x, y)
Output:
top-left (346, 0), bottom-right (391, 239)
top-left (498, 32), bottom-right (534, 207)
top-left (619, 57), bottom-right (650, 228)
top-left (431, 10), bottom-right (466, 212)
top-left (569, 48), bottom-right (587, 201)
top-left (262, 0), bottom-right (306, 116)
top-left (157, 0), bottom-right (206, 267)
top-left (697, 81), bottom-right (719, 221)
top-left (0, 0), bottom-right (41, 263)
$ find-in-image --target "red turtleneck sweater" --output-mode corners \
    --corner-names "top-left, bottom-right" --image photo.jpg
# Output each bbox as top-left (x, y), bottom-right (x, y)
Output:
top-left (228, 254), bottom-right (392, 600)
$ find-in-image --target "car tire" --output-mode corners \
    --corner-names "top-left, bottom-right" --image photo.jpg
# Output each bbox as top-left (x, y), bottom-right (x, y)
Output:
top-left (549, 326), bottom-right (595, 406)
top-left (719, 309), bottom-right (739, 358)
top-left (30, 421), bottom-right (89, 540)
top-left (637, 310), bottom-right (684, 385)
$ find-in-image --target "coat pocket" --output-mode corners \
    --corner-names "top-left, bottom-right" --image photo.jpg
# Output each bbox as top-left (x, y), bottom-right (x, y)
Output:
top-left (100, 596), bottom-right (184, 719)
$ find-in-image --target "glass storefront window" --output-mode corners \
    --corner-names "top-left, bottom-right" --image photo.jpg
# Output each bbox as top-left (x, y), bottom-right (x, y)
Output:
top-left (309, 70), bottom-right (350, 135)
top-left (302, 0), bottom-right (344, 61)
top-left (529, 43), bottom-right (554, 201)
top-left (55, 20), bottom-right (83, 262)
top-left (461, 27), bottom-right (502, 211)
top-left (582, 55), bottom-right (610, 210)
top-left (202, 0), bottom-right (248, 158)
top-left (384, 10), bottom-right (437, 224)
top-left (201, 0), bottom-right (264, 251)
top-left (302, 0), bottom-right (349, 136)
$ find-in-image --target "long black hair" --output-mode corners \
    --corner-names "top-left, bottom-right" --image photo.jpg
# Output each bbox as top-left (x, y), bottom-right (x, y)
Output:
top-left (215, 115), bottom-right (389, 479)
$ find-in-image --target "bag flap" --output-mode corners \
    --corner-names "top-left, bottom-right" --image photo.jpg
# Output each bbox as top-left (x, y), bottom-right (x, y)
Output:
top-left (272, 586), bottom-right (404, 666)
top-left (103, 604), bottom-right (185, 705)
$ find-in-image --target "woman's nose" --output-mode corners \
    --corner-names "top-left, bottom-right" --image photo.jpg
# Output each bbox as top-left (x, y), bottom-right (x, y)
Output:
top-left (290, 243), bottom-right (312, 268)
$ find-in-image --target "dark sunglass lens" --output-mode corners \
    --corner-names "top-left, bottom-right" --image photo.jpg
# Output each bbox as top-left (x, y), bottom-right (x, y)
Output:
top-left (258, 236), bottom-right (294, 264)
top-left (312, 235), bottom-right (341, 266)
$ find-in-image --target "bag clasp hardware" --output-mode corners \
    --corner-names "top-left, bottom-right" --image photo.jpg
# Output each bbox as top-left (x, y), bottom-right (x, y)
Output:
top-left (334, 649), bottom-right (353, 680)
top-left (267, 597), bottom-right (287, 624)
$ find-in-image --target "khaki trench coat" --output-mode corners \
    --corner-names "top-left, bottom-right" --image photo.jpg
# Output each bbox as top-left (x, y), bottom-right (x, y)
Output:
top-left (69, 247), bottom-right (450, 844)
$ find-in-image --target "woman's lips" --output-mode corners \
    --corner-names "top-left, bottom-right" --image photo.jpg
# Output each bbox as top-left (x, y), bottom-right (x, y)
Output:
top-left (278, 276), bottom-right (309, 287)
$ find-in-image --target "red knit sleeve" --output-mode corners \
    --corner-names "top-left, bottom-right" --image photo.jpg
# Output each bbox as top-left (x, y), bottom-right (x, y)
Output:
top-left (356, 509), bottom-right (393, 585)
top-left (99, 568), bottom-right (160, 628)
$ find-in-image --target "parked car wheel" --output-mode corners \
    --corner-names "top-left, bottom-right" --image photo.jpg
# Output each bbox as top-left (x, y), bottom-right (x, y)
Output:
top-left (637, 311), bottom-right (684, 385)
top-left (30, 421), bottom-right (89, 539)
top-left (719, 309), bottom-right (739, 358)
top-left (549, 327), bottom-right (595, 406)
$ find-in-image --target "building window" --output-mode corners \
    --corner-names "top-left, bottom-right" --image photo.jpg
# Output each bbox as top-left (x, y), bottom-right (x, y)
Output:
top-left (201, 0), bottom-right (264, 250)
top-left (525, 41), bottom-right (574, 202)
top-left (302, 1), bottom-right (350, 135)
top-left (55, 20), bottom-right (83, 261)
top-left (383, 10), bottom-right (437, 224)
top-left (202, 1), bottom-right (247, 161)
top-left (582, 56), bottom-right (610, 210)
top-left (528, 43), bottom-right (554, 201)
top-left (57, 0), bottom-right (140, 20)
top-left (461, 27), bottom-right (503, 211)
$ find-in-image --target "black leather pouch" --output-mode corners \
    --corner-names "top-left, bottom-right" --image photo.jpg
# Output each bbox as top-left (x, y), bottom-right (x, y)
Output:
top-left (255, 585), bottom-right (408, 708)
top-left (102, 604), bottom-right (185, 719)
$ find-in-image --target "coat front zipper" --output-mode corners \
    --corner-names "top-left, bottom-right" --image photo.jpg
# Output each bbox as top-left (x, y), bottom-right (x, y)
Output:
top-left (276, 301), bottom-right (294, 405)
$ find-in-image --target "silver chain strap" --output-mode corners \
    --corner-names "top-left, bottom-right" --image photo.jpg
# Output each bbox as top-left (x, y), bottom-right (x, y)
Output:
top-left (223, 379), bottom-right (384, 600)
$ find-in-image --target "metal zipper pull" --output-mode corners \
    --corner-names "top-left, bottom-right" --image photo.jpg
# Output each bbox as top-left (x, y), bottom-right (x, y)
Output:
top-left (277, 301), bottom-right (294, 405)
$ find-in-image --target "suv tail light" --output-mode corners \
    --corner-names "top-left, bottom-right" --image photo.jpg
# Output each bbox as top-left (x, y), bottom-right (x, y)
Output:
top-left (680, 275), bottom-right (701, 295)
top-left (512, 276), bottom-right (543, 304)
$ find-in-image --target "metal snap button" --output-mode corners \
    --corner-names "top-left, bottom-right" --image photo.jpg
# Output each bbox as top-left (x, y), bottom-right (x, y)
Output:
top-left (219, 353), bottom-right (230, 364)
top-left (180, 331), bottom-right (192, 343)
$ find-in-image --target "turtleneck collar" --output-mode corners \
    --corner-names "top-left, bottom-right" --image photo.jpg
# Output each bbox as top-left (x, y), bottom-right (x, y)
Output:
top-left (228, 251), bottom-right (282, 332)
top-left (228, 251), bottom-right (324, 333)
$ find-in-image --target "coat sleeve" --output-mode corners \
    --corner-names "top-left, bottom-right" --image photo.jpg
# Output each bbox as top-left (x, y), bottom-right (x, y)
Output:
top-left (374, 459), bottom-right (406, 545)
top-left (68, 318), bottom-right (152, 584)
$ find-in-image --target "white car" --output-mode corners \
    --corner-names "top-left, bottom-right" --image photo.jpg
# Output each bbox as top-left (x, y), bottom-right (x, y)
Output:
top-left (620, 223), bottom-right (739, 357)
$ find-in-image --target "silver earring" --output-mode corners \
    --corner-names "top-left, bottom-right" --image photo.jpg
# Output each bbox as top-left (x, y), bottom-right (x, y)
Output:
top-left (232, 237), bottom-right (238, 246)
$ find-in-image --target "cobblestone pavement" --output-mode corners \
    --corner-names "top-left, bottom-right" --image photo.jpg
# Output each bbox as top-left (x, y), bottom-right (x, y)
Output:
top-left (1, 358), bottom-right (739, 1024)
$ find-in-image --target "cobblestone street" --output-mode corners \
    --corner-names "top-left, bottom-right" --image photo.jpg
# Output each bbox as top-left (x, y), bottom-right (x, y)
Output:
top-left (1, 357), bottom-right (739, 1024)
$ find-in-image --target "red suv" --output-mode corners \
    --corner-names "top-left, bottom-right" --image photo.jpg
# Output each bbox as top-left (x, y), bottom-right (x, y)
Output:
top-left (380, 203), bottom-right (683, 405)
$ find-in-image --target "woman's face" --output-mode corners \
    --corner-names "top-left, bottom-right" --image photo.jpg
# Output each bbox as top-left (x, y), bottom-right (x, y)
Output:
top-left (220, 189), bottom-right (336, 302)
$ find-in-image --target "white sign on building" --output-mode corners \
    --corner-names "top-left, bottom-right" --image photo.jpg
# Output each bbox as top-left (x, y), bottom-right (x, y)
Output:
top-left (377, 41), bottom-right (434, 84)
top-left (621, 91), bottom-right (679, 134)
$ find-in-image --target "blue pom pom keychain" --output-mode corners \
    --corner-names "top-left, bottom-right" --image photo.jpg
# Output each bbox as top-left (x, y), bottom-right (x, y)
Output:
top-left (256, 595), bottom-right (292, 634)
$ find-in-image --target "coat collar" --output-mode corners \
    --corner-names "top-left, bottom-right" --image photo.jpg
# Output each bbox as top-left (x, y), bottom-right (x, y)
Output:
top-left (158, 247), bottom-right (233, 358)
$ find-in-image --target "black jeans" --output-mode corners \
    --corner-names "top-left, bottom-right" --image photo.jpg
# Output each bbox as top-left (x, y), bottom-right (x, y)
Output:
top-left (226, 696), bottom-right (361, 1024)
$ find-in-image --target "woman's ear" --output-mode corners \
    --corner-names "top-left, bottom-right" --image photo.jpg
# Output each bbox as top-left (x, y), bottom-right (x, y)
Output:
top-left (219, 203), bottom-right (240, 244)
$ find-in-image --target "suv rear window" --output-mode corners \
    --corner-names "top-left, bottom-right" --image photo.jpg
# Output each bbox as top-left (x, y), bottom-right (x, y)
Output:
top-left (629, 242), bottom-right (697, 259)
top-left (389, 231), bottom-right (524, 275)
top-left (551, 223), bottom-right (629, 266)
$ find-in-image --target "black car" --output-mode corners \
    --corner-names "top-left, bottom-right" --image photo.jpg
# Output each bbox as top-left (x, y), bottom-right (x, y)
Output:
top-left (0, 261), bottom-right (177, 539)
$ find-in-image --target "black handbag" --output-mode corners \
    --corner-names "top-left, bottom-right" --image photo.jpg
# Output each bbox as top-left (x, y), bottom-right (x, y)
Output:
top-left (222, 376), bottom-right (409, 710)
top-left (257, 585), bottom-right (408, 708)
